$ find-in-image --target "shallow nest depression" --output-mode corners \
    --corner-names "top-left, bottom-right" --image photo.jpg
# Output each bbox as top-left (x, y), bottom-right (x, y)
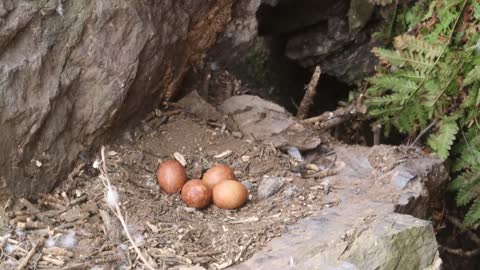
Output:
top-left (1, 112), bottom-right (339, 270)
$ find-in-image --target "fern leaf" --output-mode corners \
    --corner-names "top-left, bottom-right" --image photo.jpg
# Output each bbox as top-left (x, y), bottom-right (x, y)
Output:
top-left (464, 65), bottom-right (480, 86)
top-left (427, 116), bottom-right (459, 159)
top-left (451, 127), bottom-right (480, 172)
top-left (473, 1), bottom-right (480, 20)
top-left (422, 1), bottom-right (438, 20)
top-left (394, 70), bottom-right (426, 81)
top-left (372, 48), bottom-right (406, 66)
top-left (368, 76), bottom-right (418, 93)
top-left (464, 199), bottom-right (480, 227)
top-left (369, 106), bottom-right (403, 116)
top-left (476, 86), bottom-right (480, 106)
top-left (451, 169), bottom-right (480, 206)
top-left (367, 93), bottom-right (411, 106)
top-left (394, 102), bottom-right (428, 133)
top-left (394, 35), bottom-right (444, 60)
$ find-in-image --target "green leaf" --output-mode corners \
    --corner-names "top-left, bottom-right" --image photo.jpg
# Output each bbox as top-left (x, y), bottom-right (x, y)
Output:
top-left (450, 168), bottom-right (480, 206)
top-left (368, 76), bottom-right (418, 93)
top-left (369, 106), bottom-right (403, 116)
top-left (476, 87), bottom-right (480, 106)
top-left (464, 199), bottom-right (480, 227)
top-left (427, 116), bottom-right (459, 159)
top-left (472, 1), bottom-right (480, 20)
top-left (464, 65), bottom-right (480, 86)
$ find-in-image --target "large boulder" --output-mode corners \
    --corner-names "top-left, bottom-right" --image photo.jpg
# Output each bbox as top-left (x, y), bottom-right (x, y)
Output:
top-left (0, 0), bottom-right (237, 200)
top-left (230, 145), bottom-right (447, 270)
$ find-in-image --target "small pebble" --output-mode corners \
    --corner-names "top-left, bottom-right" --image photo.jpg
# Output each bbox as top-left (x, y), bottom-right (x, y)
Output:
top-left (241, 180), bottom-right (253, 190)
top-left (141, 122), bottom-right (152, 132)
top-left (232, 131), bottom-right (243, 139)
top-left (241, 155), bottom-right (250, 162)
top-left (257, 176), bottom-right (285, 200)
top-left (284, 186), bottom-right (298, 198)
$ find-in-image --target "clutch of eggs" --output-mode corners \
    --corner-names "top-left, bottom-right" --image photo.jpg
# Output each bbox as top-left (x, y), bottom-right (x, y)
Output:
top-left (156, 161), bottom-right (248, 209)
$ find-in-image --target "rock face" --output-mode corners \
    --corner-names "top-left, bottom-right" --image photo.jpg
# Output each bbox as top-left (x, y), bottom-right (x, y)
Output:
top-left (230, 145), bottom-right (447, 270)
top-left (258, 0), bottom-right (380, 84)
top-left (219, 95), bottom-right (322, 150)
top-left (0, 0), bottom-right (236, 200)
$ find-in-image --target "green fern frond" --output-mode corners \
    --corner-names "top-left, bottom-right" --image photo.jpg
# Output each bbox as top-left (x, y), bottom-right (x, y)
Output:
top-left (372, 48), bottom-right (436, 70)
top-left (367, 93), bottom-right (411, 106)
top-left (368, 76), bottom-right (418, 93)
top-left (451, 169), bottom-right (480, 206)
top-left (464, 199), bottom-right (480, 227)
top-left (464, 65), bottom-right (480, 86)
top-left (429, 7), bottom-right (457, 39)
top-left (394, 102), bottom-right (428, 133)
top-left (427, 116), bottom-right (459, 159)
top-left (423, 1), bottom-right (438, 20)
top-left (369, 106), bottom-right (403, 116)
top-left (473, 1), bottom-right (480, 20)
top-left (451, 127), bottom-right (480, 172)
top-left (372, 48), bottom-right (406, 66)
top-left (365, 0), bottom-right (479, 226)
top-left (394, 70), bottom-right (427, 81)
top-left (394, 35), bottom-right (444, 60)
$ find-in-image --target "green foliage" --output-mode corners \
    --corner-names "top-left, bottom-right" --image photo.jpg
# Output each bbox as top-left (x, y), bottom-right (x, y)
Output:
top-left (365, 0), bottom-right (480, 226)
top-left (372, 1), bottom-right (430, 41)
top-left (427, 116), bottom-right (459, 159)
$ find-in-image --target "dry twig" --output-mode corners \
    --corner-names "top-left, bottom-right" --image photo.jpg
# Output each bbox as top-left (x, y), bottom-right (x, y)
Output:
top-left (16, 238), bottom-right (44, 270)
top-left (97, 146), bottom-right (156, 270)
top-left (297, 66), bottom-right (321, 119)
top-left (301, 102), bottom-right (367, 129)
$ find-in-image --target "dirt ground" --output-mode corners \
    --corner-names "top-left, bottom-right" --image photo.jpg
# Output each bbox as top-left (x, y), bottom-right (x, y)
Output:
top-left (0, 110), bottom-right (340, 270)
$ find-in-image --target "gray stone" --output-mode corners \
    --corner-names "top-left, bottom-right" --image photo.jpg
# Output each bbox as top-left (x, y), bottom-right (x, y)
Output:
top-left (219, 95), bottom-right (321, 150)
top-left (348, 0), bottom-right (375, 32)
top-left (241, 180), bottom-right (254, 191)
top-left (283, 185), bottom-right (298, 198)
top-left (257, 176), bottom-right (285, 200)
top-left (0, 0), bottom-right (238, 200)
top-left (341, 214), bottom-right (440, 270)
top-left (392, 168), bottom-right (417, 190)
top-left (178, 90), bottom-right (222, 121)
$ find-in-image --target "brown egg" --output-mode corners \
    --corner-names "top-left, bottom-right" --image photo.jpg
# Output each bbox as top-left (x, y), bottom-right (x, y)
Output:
top-left (202, 164), bottom-right (236, 189)
top-left (156, 160), bottom-right (187, 194)
top-left (212, 180), bottom-right (248, 209)
top-left (181, 179), bottom-right (212, 208)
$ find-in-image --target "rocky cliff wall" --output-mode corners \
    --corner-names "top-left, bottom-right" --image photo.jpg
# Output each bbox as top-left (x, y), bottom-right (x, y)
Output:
top-left (0, 0), bottom-right (236, 200)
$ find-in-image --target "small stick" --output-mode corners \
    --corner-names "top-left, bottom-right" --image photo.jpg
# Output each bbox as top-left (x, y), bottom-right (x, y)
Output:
top-left (41, 255), bottom-right (65, 266)
top-left (410, 119), bottom-right (437, 146)
top-left (0, 233), bottom-right (11, 249)
top-left (68, 194), bottom-right (88, 206)
top-left (98, 146), bottom-right (156, 270)
top-left (16, 239), bottom-right (44, 270)
top-left (302, 103), bottom-right (367, 126)
top-left (297, 66), bottom-right (321, 120)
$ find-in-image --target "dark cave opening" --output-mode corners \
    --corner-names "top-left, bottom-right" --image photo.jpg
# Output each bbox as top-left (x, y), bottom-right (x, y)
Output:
top-left (251, 13), bottom-right (353, 120)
